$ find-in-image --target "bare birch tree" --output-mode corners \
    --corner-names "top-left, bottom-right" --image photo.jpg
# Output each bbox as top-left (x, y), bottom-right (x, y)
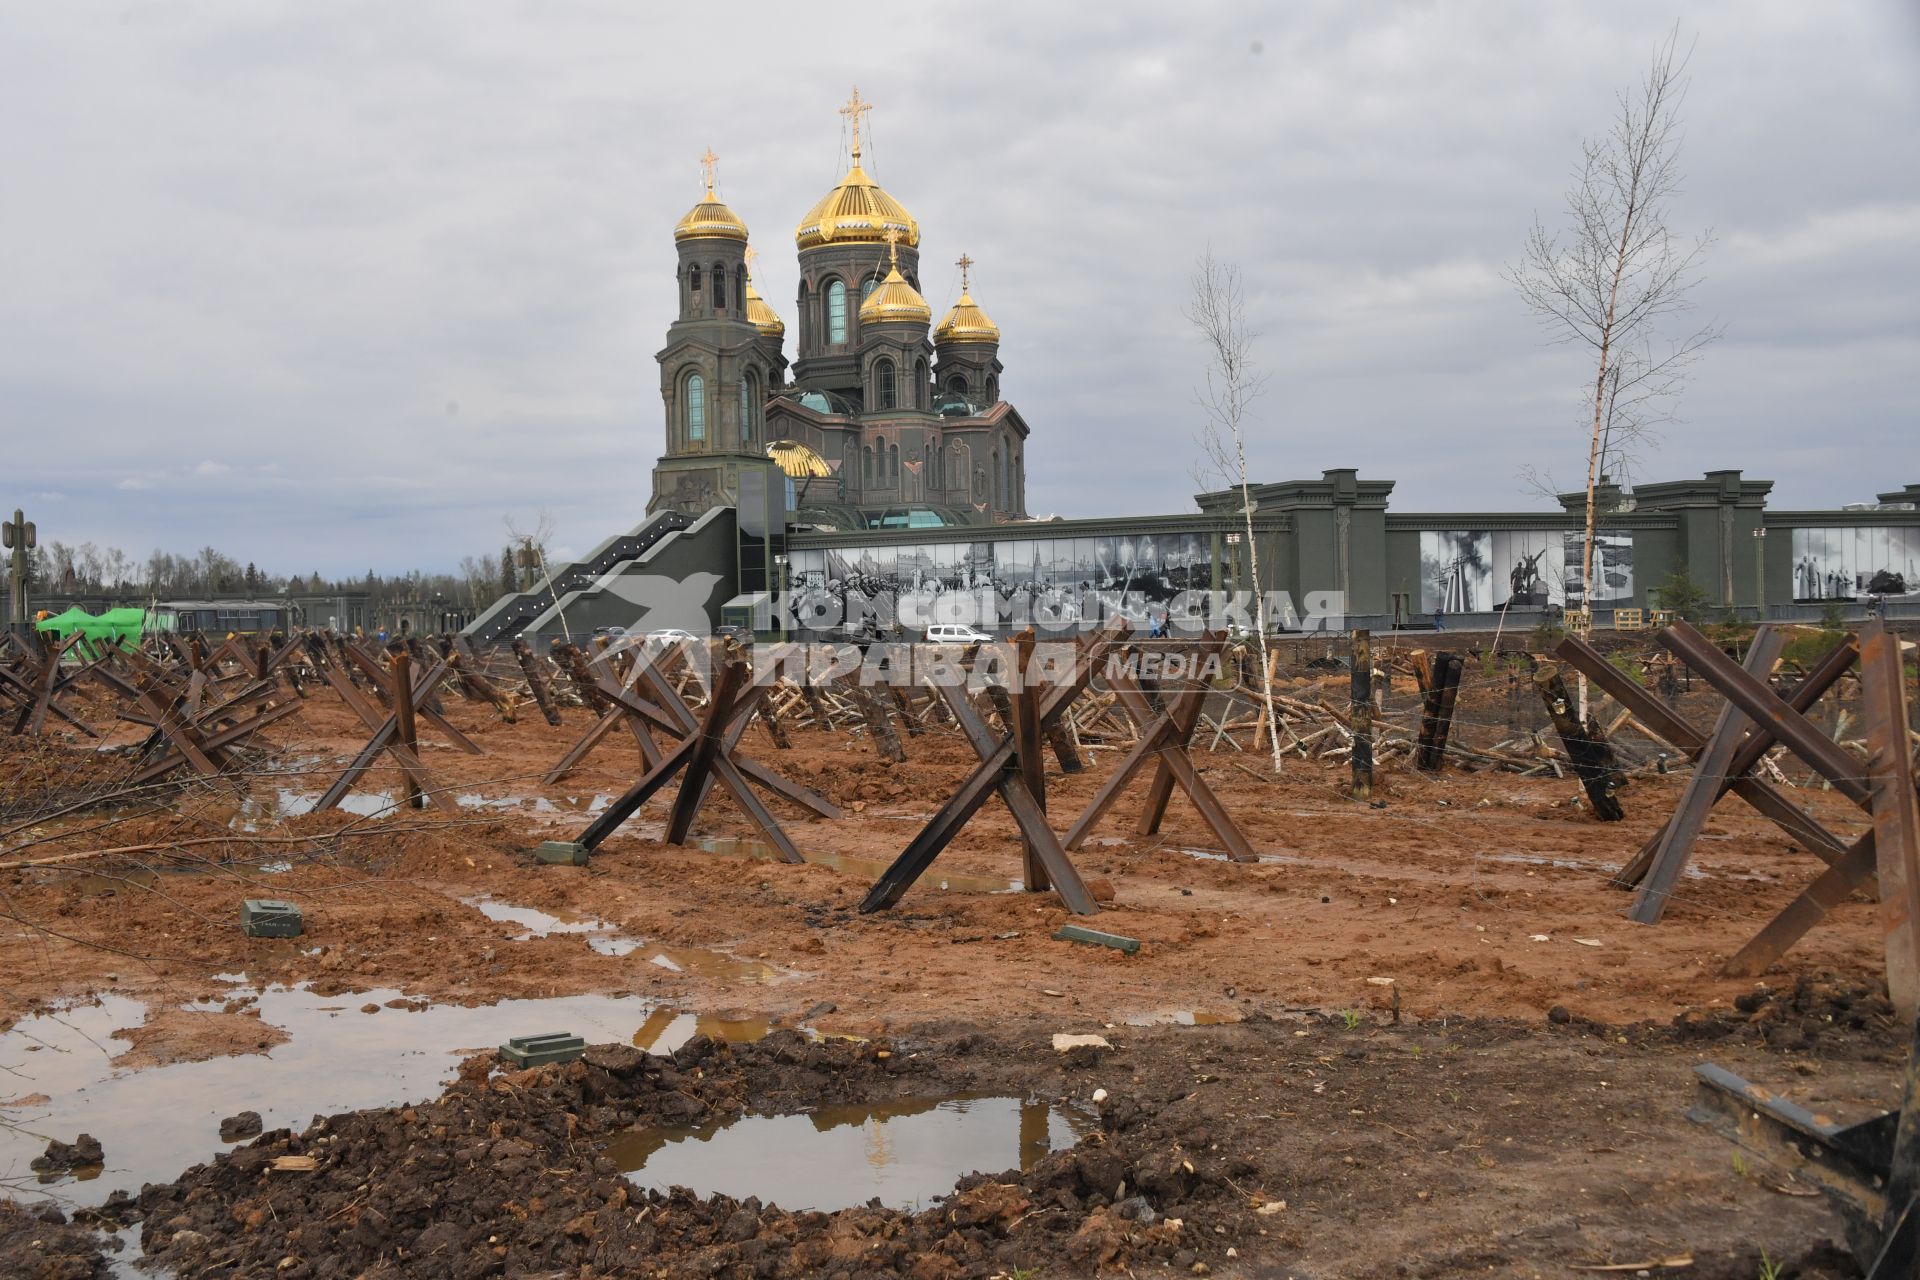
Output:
top-left (1188, 251), bottom-right (1284, 775)
top-left (503, 508), bottom-right (570, 642)
top-left (1508, 25), bottom-right (1721, 626)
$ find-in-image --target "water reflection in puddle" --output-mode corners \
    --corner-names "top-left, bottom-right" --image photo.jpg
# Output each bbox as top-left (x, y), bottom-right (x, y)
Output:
top-left (1173, 846), bottom-right (1289, 865)
top-left (267, 789), bottom-right (397, 820)
top-left (1484, 851), bottom-right (1719, 881)
top-left (465, 896), bottom-right (777, 983)
top-left (466, 895), bottom-right (614, 939)
top-left (240, 790), bottom-right (612, 826)
top-left (0, 987), bottom-right (657, 1203)
top-left (691, 835), bottom-right (1022, 895)
top-left (1124, 1010), bottom-right (1243, 1027)
top-left (631, 1008), bottom-right (775, 1052)
top-left (608, 1095), bottom-right (1094, 1212)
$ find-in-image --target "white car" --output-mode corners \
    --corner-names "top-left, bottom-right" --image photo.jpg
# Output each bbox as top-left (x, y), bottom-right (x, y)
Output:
top-left (923, 623), bottom-right (995, 645)
top-left (643, 628), bottom-right (700, 651)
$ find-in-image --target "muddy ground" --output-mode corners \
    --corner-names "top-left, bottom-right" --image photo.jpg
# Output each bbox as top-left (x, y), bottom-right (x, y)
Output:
top-left (0, 641), bottom-right (1909, 1277)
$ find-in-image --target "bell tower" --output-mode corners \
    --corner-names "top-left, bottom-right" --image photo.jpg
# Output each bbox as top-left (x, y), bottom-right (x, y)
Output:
top-left (651, 150), bottom-right (782, 518)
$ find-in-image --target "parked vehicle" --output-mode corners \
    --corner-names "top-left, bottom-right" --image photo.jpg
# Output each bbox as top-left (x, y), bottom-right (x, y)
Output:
top-left (643, 627), bottom-right (699, 652)
top-left (923, 623), bottom-right (995, 645)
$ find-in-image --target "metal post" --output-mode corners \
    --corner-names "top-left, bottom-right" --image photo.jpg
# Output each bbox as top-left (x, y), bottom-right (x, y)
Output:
top-left (3, 508), bottom-right (36, 634)
top-left (1350, 628), bottom-right (1372, 801)
top-left (391, 648), bottom-right (423, 810)
top-left (1012, 630), bottom-right (1048, 892)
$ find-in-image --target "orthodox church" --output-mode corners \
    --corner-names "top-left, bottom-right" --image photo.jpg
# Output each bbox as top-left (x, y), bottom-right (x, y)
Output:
top-left (647, 89), bottom-right (1029, 531)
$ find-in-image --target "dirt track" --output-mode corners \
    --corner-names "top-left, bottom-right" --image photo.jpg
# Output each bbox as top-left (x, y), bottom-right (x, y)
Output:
top-left (0, 657), bottom-right (1904, 1277)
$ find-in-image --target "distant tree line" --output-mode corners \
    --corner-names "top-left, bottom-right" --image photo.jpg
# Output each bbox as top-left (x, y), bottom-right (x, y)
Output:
top-left (21, 540), bottom-right (520, 616)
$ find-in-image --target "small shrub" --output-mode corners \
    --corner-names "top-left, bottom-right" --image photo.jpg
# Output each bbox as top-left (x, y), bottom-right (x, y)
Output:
top-left (1782, 626), bottom-right (1847, 669)
top-left (1606, 652), bottom-right (1646, 684)
top-left (1652, 566), bottom-right (1712, 623)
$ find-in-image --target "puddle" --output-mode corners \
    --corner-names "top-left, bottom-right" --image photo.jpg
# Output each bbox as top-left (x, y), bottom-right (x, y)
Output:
top-left (644, 948), bottom-right (777, 983)
top-left (608, 1094), bottom-right (1095, 1212)
top-left (466, 895), bottom-right (617, 939)
top-left (1124, 1010), bottom-right (1244, 1027)
top-left (448, 792), bottom-right (611, 818)
top-left (0, 986), bottom-right (666, 1203)
top-left (631, 1008), bottom-right (776, 1052)
top-left (466, 896), bottom-right (777, 983)
top-left (691, 835), bottom-right (1022, 895)
top-left (1483, 852), bottom-right (1725, 881)
top-left (1172, 846), bottom-right (1290, 866)
top-left (266, 789), bottom-right (397, 820)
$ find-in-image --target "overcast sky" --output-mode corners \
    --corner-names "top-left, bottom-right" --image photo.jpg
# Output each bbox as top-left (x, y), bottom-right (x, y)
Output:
top-left (4, 2), bottom-right (1916, 575)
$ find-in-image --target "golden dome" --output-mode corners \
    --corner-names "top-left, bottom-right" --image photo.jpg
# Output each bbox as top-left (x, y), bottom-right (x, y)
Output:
top-left (674, 148), bottom-right (749, 243)
top-left (935, 291), bottom-right (999, 344)
top-left (674, 194), bottom-right (748, 243)
top-left (859, 234), bottom-right (931, 326)
top-left (795, 164), bottom-right (920, 251)
top-left (858, 265), bottom-right (932, 325)
top-left (795, 89), bottom-right (917, 250)
top-left (743, 253), bottom-right (785, 338)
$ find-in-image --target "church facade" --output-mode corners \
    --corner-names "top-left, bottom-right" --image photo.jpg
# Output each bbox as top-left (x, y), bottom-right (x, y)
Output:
top-left (648, 91), bottom-right (1029, 532)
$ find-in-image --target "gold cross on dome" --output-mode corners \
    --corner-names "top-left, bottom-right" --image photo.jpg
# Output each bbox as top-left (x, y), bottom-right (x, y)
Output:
top-left (955, 253), bottom-right (974, 292)
top-left (840, 86), bottom-right (873, 162)
top-left (699, 147), bottom-right (718, 194)
top-left (883, 226), bottom-right (901, 270)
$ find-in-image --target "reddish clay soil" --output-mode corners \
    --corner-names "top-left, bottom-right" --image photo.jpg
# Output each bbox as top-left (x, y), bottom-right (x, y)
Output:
top-left (0, 652), bottom-right (1907, 1277)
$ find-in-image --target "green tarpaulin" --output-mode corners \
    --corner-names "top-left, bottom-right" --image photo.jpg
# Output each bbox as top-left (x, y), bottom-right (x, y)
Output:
top-left (34, 606), bottom-right (146, 654)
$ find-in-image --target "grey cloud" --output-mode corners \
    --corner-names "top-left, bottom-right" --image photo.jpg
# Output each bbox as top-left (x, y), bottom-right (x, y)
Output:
top-left (3, 0), bottom-right (1915, 573)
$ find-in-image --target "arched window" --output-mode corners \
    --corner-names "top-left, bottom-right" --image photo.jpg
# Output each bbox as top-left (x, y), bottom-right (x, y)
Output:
top-left (861, 277), bottom-right (880, 304)
top-left (862, 444), bottom-right (874, 486)
top-left (946, 374), bottom-right (968, 395)
top-left (713, 264), bottom-right (727, 312)
top-left (689, 266), bottom-right (702, 309)
top-left (827, 281), bottom-right (847, 344)
top-left (888, 442), bottom-right (900, 485)
top-left (685, 373), bottom-right (706, 444)
top-left (739, 377), bottom-right (751, 445)
top-left (915, 359), bottom-right (929, 409)
top-left (877, 358), bottom-right (896, 409)
top-left (992, 448), bottom-right (1005, 509)
top-left (986, 375), bottom-right (999, 402)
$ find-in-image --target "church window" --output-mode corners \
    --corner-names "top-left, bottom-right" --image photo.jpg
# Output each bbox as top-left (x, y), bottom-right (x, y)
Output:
top-left (946, 374), bottom-right (967, 395)
top-left (987, 375), bottom-right (999, 402)
top-left (862, 277), bottom-right (879, 303)
top-left (685, 373), bottom-right (706, 444)
top-left (915, 359), bottom-right (928, 409)
top-left (877, 359), bottom-right (896, 409)
top-left (827, 281), bottom-right (847, 344)
top-left (889, 443), bottom-right (900, 485)
top-left (739, 378), bottom-right (751, 444)
top-left (713, 264), bottom-right (727, 311)
top-left (862, 444), bottom-right (874, 486)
